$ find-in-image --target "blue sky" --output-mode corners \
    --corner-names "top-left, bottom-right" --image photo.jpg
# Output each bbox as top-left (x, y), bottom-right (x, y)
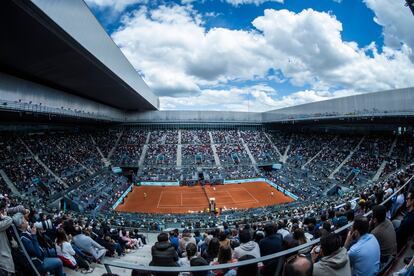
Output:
top-left (86, 0), bottom-right (414, 111)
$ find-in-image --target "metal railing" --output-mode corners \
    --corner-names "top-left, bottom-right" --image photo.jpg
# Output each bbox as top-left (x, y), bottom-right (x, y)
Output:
top-left (0, 99), bottom-right (122, 122)
top-left (102, 168), bottom-right (414, 274)
top-left (10, 224), bottom-right (41, 276)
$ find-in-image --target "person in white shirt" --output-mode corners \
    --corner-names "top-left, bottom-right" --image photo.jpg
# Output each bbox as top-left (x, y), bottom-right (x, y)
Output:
top-left (55, 229), bottom-right (93, 273)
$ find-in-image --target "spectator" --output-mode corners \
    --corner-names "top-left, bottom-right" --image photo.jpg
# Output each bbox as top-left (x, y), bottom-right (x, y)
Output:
top-left (72, 227), bottom-right (107, 262)
top-left (283, 254), bottom-right (313, 276)
top-left (0, 198), bottom-right (14, 275)
top-left (190, 257), bottom-right (209, 276)
top-left (236, 254), bottom-right (259, 276)
top-left (233, 228), bottom-right (260, 259)
top-left (179, 230), bottom-right (196, 254)
top-left (395, 186), bottom-right (414, 252)
top-left (345, 216), bottom-right (380, 276)
top-left (12, 212), bottom-right (65, 276)
top-left (150, 232), bottom-right (179, 276)
top-left (211, 245), bottom-right (237, 276)
top-left (55, 228), bottom-right (93, 272)
top-left (259, 223), bottom-right (284, 276)
top-left (311, 233), bottom-right (351, 276)
top-left (369, 205), bottom-right (397, 262)
top-left (218, 231), bottom-right (230, 248)
top-left (178, 242), bottom-right (197, 267)
top-left (202, 237), bottom-right (220, 263)
top-left (170, 230), bottom-right (179, 252)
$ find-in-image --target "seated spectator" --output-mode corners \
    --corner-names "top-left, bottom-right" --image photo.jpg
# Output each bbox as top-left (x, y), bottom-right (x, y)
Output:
top-left (395, 186), bottom-right (414, 252)
top-left (311, 233), bottom-right (351, 276)
top-left (55, 228), bottom-right (93, 272)
top-left (219, 231), bottom-right (230, 248)
top-left (259, 223), bottom-right (283, 276)
top-left (283, 254), bottom-right (313, 276)
top-left (12, 212), bottom-right (65, 276)
top-left (72, 227), bottom-right (107, 262)
top-left (179, 229), bottom-right (196, 254)
top-left (369, 205), bottom-right (397, 262)
top-left (202, 237), bottom-right (220, 263)
top-left (345, 216), bottom-right (380, 276)
top-left (233, 228), bottom-right (260, 259)
top-left (150, 232), bottom-right (179, 276)
top-left (178, 242), bottom-right (198, 267)
top-left (277, 220), bottom-right (290, 238)
top-left (236, 254), bottom-right (259, 276)
top-left (190, 257), bottom-right (209, 276)
top-left (170, 230), bottom-right (179, 252)
top-left (119, 229), bottom-right (143, 249)
top-left (211, 245), bottom-right (237, 276)
top-left (0, 198), bottom-right (14, 275)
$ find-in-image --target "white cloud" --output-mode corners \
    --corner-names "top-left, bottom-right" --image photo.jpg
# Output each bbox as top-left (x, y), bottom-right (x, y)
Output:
top-left (363, 0), bottom-right (414, 53)
top-left (225, 0), bottom-right (284, 6)
top-left (181, 0), bottom-right (284, 5)
top-left (160, 86), bottom-right (359, 112)
top-left (111, 4), bottom-right (414, 110)
top-left (112, 5), bottom-right (273, 96)
top-left (85, 0), bottom-right (146, 12)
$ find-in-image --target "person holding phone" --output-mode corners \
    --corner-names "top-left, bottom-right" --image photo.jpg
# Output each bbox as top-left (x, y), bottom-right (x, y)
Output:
top-left (311, 233), bottom-right (351, 276)
top-left (344, 216), bottom-right (380, 276)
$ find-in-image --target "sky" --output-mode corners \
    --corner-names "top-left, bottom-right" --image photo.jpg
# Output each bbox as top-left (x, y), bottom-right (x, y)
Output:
top-left (85, 0), bottom-right (414, 112)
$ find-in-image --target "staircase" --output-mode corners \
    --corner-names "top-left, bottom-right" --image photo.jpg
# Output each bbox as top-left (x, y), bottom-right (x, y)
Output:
top-left (387, 136), bottom-right (398, 157)
top-left (0, 170), bottom-right (21, 196)
top-left (264, 132), bottom-right (282, 159)
top-left (146, 132), bottom-right (151, 144)
top-left (139, 145), bottom-right (148, 167)
top-left (239, 132), bottom-right (259, 174)
top-left (90, 135), bottom-right (110, 167)
top-left (108, 130), bottom-right (124, 160)
top-left (19, 138), bottom-right (69, 189)
top-left (177, 145), bottom-right (182, 167)
top-left (209, 131), bottom-right (221, 167)
top-left (281, 136), bottom-right (293, 163)
top-left (372, 160), bottom-right (387, 182)
top-left (328, 136), bottom-right (365, 179)
top-left (240, 137), bottom-right (257, 165)
top-left (55, 145), bottom-right (93, 175)
top-left (302, 136), bottom-right (337, 170)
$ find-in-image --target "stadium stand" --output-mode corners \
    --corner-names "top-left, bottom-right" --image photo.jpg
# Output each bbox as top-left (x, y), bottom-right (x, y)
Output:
top-left (0, 1), bottom-right (413, 275)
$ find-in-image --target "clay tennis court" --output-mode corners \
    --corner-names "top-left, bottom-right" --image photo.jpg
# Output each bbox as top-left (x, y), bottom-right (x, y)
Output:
top-left (115, 181), bottom-right (294, 214)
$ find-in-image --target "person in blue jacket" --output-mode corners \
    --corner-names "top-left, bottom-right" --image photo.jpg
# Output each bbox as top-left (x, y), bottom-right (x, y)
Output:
top-left (13, 212), bottom-right (65, 276)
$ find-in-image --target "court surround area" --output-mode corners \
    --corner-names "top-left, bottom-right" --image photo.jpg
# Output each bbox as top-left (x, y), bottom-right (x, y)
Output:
top-left (115, 181), bottom-right (294, 214)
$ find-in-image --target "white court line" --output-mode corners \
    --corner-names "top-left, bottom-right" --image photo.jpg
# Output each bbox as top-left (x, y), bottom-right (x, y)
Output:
top-left (157, 191), bottom-right (164, 208)
top-left (241, 187), bottom-right (259, 203)
top-left (158, 204), bottom-right (206, 207)
top-left (226, 190), bottom-right (236, 204)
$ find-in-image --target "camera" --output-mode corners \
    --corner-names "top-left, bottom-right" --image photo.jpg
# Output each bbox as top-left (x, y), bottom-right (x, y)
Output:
top-left (33, 219), bottom-right (53, 230)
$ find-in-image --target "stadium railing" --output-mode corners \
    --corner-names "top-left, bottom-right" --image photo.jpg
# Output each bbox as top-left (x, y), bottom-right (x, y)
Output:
top-left (0, 99), bottom-right (121, 121)
top-left (102, 171), bottom-right (414, 274)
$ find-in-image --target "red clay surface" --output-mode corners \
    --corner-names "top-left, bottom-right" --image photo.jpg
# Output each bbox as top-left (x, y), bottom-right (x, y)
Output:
top-left (115, 181), bottom-right (294, 214)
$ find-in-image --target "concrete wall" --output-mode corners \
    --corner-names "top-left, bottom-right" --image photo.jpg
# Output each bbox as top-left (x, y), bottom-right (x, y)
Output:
top-left (0, 72), bottom-right (125, 120)
top-left (263, 88), bottom-right (414, 122)
top-left (32, 0), bottom-right (158, 109)
top-left (1, 72), bottom-right (413, 125)
top-left (126, 110), bottom-right (263, 124)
